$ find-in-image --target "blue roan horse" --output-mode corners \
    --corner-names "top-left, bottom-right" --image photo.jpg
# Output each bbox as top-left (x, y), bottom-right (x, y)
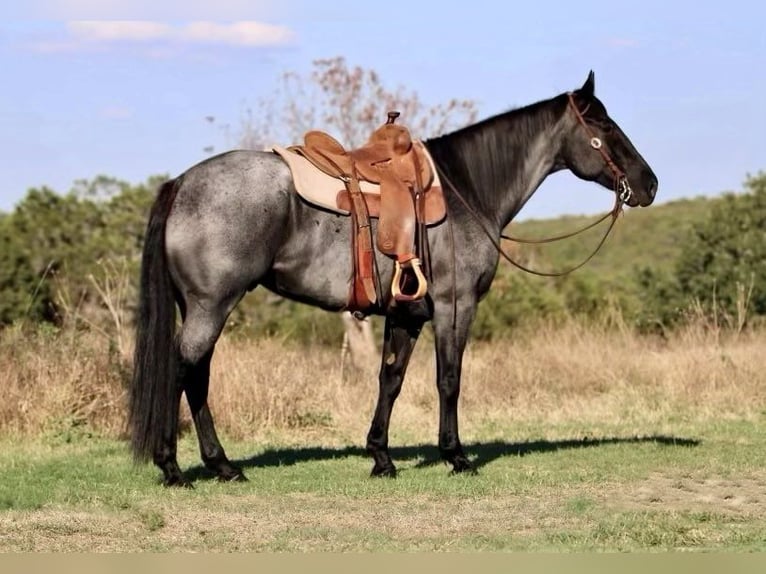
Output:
top-left (131, 72), bottom-right (658, 486)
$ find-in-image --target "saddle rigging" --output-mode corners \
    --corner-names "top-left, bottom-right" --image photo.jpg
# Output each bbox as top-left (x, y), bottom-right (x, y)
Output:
top-left (286, 111), bottom-right (445, 314)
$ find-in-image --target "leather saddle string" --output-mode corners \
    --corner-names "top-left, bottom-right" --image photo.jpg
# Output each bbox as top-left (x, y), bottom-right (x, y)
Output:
top-left (411, 149), bottom-right (432, 282)
top-left (349, 198), bottom-right (361, 310)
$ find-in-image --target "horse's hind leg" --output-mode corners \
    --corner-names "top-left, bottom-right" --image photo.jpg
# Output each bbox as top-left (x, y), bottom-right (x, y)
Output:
top-left (176, 302), bottom-right (246, 482)
top-left (181, 350), bottom-right (246, 481)
top-left (366, 314), bottom-right (424, 477)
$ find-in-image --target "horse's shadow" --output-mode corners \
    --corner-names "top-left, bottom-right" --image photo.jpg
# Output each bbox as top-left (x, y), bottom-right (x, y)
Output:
top-left (184, 434), bottom-right (699, 483)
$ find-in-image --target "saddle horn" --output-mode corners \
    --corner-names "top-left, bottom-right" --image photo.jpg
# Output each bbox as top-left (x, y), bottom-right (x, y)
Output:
top-left (386, 111), bottom-right (400, 125)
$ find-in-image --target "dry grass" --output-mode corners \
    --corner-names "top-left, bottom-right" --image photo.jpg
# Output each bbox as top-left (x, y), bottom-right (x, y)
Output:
top-left (1, 317), bottom-right (764, 443)
top-left (460, 321), bottom-right (766, 428)
top-left (0, 326), bottom-right (128, 437)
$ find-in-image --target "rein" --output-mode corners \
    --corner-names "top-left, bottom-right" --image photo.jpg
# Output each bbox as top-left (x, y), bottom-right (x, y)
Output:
top-left (436, 93), bottom-right (632, 279)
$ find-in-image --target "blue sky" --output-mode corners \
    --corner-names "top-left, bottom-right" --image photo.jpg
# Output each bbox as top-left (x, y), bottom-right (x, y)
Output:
top-left (1, 1), bottom-right (764, 219)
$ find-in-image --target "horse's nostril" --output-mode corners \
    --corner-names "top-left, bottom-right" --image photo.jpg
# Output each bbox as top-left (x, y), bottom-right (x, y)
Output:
top-left (648, 180), bottom-right (657, 198)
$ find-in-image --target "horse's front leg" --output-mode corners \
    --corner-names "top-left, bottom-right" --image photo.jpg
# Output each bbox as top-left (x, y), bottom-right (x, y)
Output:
top-left (366, 314), bottom-right (424, 477)
top-left (432, 299), bottom-right (476, 474)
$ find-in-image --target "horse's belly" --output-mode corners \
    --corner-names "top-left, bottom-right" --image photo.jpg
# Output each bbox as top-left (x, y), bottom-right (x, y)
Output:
top-left (265, 246), bottom-right (355, 311)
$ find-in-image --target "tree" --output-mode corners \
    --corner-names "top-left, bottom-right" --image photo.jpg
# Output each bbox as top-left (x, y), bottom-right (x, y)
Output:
top-left (673, 172), bottom-right (766, 327)
top-left (0, 177), bottom-right (157, 329)
top-left (207, 57), bottom-right (478, 367)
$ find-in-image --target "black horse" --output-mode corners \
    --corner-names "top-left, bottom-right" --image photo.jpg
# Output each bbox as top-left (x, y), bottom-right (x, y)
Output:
top-left (130, 72), bottom-right (658, 486)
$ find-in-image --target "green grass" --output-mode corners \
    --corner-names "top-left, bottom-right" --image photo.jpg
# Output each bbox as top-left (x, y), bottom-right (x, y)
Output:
top-left (0, 417), bottom-right (764, 551)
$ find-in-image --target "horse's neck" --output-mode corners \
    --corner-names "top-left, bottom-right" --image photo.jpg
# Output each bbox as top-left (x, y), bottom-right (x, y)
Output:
top-left (435, 100), bottom-right (566, 232)
top-left (498, 127), bottom-right (563, 227)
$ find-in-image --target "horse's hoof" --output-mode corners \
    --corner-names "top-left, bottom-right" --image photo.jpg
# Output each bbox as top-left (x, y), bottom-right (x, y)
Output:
top-left (370, 464), bottom-right (397, 478)
top-left (217, 470), bottom-right (248, 483)
top-left (163, 475), bottom-right (194, 489)
top-left (449, 456), bottom-right (477, 476)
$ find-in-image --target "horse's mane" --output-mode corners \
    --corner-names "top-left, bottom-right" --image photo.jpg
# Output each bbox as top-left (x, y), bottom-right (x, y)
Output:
top-left (425, 94), bottom-right (568, 214)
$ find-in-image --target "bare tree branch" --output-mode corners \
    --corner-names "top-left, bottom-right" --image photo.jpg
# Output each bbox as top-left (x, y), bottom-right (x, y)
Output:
top-left (222, 56), bottom-right (478, 150)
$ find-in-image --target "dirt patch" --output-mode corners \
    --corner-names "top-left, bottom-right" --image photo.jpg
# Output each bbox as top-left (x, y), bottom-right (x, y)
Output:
top-left (602, 472), bottom-right (766, 516)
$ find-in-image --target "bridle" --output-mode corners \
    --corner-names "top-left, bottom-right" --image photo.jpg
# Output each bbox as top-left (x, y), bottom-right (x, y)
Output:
top-left (565, 92), bottom-right (633, 206)
top-left (436, 92), bottom-right (634, 279)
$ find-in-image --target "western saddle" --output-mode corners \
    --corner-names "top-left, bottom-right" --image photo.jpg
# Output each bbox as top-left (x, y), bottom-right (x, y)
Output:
top-left (289, 111), bottom-right (444, 314)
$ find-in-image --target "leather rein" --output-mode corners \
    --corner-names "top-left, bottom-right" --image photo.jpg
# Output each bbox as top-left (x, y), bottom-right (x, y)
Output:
top-left (436, 92), bottom-right (634, 278)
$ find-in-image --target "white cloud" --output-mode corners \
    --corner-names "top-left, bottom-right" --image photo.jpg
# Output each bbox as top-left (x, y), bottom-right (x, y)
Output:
top-left (182, 21), bottom-right (294, 46)
top-left (11, 1), bottom-right (295, 20)
top-left (68, 21), bottom-right (170, 42)
top-left (66, 20), bottom-right (294, 47)
top-left (25, 20), bottom-right (295, 53)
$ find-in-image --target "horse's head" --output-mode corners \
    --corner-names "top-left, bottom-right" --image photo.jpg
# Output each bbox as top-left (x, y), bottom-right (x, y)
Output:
top-left (560, 71), bottom-right (658, 207)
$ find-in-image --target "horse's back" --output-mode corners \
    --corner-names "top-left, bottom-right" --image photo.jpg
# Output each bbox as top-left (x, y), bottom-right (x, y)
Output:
top-left (164, 149), bottom-right (355, 311)
top-left (170, 150), bottom-right (292, 220)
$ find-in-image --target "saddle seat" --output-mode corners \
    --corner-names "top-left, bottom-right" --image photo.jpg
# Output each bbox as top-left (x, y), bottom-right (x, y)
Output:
top-left (300, 118), bottom-right (432, 189)
top-left (287, 111), bottom-right (443, 313)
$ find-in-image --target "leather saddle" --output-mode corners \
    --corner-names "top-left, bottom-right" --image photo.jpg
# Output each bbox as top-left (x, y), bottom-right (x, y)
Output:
top-left (289, 111), bottom-right (443, 313)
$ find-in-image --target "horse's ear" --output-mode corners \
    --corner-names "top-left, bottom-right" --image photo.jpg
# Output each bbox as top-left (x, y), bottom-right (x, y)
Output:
top-left (580, 70), bottom-right (595, 97)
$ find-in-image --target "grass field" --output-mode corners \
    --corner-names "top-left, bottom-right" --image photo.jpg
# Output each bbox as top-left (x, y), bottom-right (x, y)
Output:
top-left (1, 321), bottom-right (765, 551)
top-left (0, 420), bottom-right (764, 551)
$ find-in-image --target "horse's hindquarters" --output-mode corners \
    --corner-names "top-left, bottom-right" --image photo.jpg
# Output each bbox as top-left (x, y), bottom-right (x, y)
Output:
top-left (165, 151), bottom-right (294, 309)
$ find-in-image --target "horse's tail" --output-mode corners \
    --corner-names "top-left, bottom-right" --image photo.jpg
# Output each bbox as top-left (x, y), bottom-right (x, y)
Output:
top-left (129, 178), bottom-right (180, 462)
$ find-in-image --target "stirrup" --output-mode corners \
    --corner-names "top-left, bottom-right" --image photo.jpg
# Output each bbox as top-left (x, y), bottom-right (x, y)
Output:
top-left (391, 258), bottom-right (428, 302)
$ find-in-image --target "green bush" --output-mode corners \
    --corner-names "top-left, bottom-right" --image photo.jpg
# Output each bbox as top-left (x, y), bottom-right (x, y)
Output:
top-left (674, 173), bottom-right (766, 321)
